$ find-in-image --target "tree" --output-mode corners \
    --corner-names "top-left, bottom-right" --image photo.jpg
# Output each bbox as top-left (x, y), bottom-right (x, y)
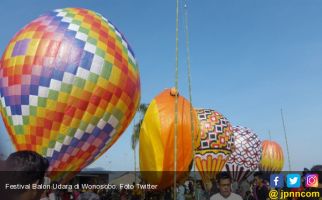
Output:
top-left (131, 103), bottom-right (148, 177)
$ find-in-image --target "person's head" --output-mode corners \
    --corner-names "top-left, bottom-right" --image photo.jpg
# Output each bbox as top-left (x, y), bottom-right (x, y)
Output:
top-left (199, 181), bottom-right (205, 190)
top-left (0, 159), bottom-right (5, 170)
top-left (5, 151), bottom-right (49, 200)
top-left (253, 172), bottom-right (264, 186)
top-left (303, 168), bottom-right (310, 175)
top-left (216, 172), bottom-right (232, 198)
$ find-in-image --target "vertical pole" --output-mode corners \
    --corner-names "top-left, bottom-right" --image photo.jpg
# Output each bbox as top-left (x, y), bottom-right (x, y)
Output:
top-left (280, 108), bottom-right (292, 171)
top-left (183, 0), bottom-right (197, 198)
top-left (134, 140), bottom-right (137, 183)
top-left (174, 0), bottom-right (180, 199)
top-left (133, 117), bottom-right (137, 183)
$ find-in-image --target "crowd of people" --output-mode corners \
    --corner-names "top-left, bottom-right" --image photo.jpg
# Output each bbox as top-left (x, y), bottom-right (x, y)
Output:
top-left (0, 150), bottom-right (321, 200)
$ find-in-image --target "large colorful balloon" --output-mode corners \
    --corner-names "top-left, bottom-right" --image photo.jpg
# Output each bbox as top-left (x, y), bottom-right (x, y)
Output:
top-left (225, 126), bottom-right (262, 183)
top-left (259, 140), bottom-right (284, 172)
top-left (195, 109), bottom-right (234, 186)
top-left (139, 89), bottom-right (200, 189)
top-left (0, 8), bottom-right (140, 182)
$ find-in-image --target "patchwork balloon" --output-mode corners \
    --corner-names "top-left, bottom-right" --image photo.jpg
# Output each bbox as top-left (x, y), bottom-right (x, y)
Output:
top-left (259, 140), bottom-right (284, 172)
top-left (0, 8), bottom-right (140, 182)
top-left (195, 109), bottom-right (234, 186)
top-left (139, 89), bottom-right (200, 189)
top-left (225, 126), bottom-right (262, 183)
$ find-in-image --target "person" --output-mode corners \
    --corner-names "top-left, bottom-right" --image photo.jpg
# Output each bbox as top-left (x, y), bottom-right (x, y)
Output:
top-left (177, 184), bottom-right (186, 200)
top-left (140, 182), bottom-right (145, 200)
top-left (164, 188), bottom-right (172, 200)
top-left (195, 181), bottom-right (207, 200)
top-left (132, 182), bottom-right (141, 200)
top-left (188, 181), bottom-right (194, 195)
top-left (48, 181), bottom-right (61, 200)
top-left (244, 191), bottom-right (255, 200)
top-left (77, 190), bottom-right (100, 200)
top-left (210, 172), bottom-right (243, 200)
top-left (61, 190), bottom-right (71, 200)
top-left (238, 180), bottom-right (251, 199)
top-left (48, 189), bottom-right (61, 200)
top-left (73, 190), bottom-right (80, 200)
top-left (308, 165), bottom-right (322, 200)
top-left (120, 188), bottom-right (127, 200)
top-left (4, 151), bottom-right (49, 200)
top-left (209, 179), bottom-right (220, 197)
top-left (311, 165), bottom-right (322, 189)
top-left (252, 172), bottom-right (269, 200)
top-left (0, 160), bottom-right (6, 196)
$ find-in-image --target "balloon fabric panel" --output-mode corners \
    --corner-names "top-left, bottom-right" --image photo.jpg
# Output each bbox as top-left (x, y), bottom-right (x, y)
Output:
top-left (225, 126), bottom-right (262, 183)
top-left (155, 92), bottom-right (195, 172)
top-left (139, 99), bottom-right (163, 172)
top-left (139, 89), bottom-right (199, 189)
top-left (259, 140), bottom-right (284, 172)
top-left (195, 109), bottom-right (234, 184)
top-left (0, 8), bottom-right (140, 182)
top-left (195, 153), bottom-right (227, 184)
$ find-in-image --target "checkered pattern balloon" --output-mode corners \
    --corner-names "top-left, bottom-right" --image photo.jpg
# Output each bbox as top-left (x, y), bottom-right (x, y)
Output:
top-left (0, 8), bottom-right (140, 182)
top-left (225, 126), bottom-right (262, 183)
top-left (195, 109), bottom-right (234, 184)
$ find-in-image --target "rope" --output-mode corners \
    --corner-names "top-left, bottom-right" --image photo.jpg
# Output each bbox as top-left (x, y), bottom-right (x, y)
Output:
top-left (183, 0), bottom-right (197, 198)
top-left (133, 116), bottom-right (137, 183)
top-left (173, 0), bottom-right (180, 199)
top-left (281, 108), bottom-right (292, 171)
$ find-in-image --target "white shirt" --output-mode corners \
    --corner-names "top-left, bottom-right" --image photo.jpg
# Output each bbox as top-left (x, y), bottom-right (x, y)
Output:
top-left (210, 192), bottom-right (243, 200)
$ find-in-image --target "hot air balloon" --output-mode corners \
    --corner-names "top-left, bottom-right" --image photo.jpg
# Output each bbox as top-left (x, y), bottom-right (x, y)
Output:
top-left (225, 126), bottom-right (262, 183)
top-left (195, 109), bottom-right (234, 188)
top-left (0, 8), bottom-right (140, 182)
top-left (259, 140), bottom-right (284, 172)
top-left (139, 88), bottom-right (200, 189)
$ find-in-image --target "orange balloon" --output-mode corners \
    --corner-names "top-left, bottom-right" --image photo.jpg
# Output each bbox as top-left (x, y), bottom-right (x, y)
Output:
top-left (139, 89), bottom-right (200, 188)
top-left (259, 140), bottom-right (284, 172)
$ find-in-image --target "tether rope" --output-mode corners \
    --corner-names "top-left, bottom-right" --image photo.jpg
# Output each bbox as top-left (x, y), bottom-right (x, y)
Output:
top-left (183, 0), bottom-right (198, 198)
top-left (173, 0), bottom-right (180, 199)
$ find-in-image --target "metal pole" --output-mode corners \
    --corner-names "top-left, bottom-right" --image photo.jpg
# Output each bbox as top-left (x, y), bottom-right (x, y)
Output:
top-left (174, 0), bottom-right (180, 199)
top-left (280, 108), bottom-right (292, 171)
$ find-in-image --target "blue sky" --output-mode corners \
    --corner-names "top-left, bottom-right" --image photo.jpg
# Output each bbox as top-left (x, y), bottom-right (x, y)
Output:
top-left (0, 0), bottom-right (321, 171)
